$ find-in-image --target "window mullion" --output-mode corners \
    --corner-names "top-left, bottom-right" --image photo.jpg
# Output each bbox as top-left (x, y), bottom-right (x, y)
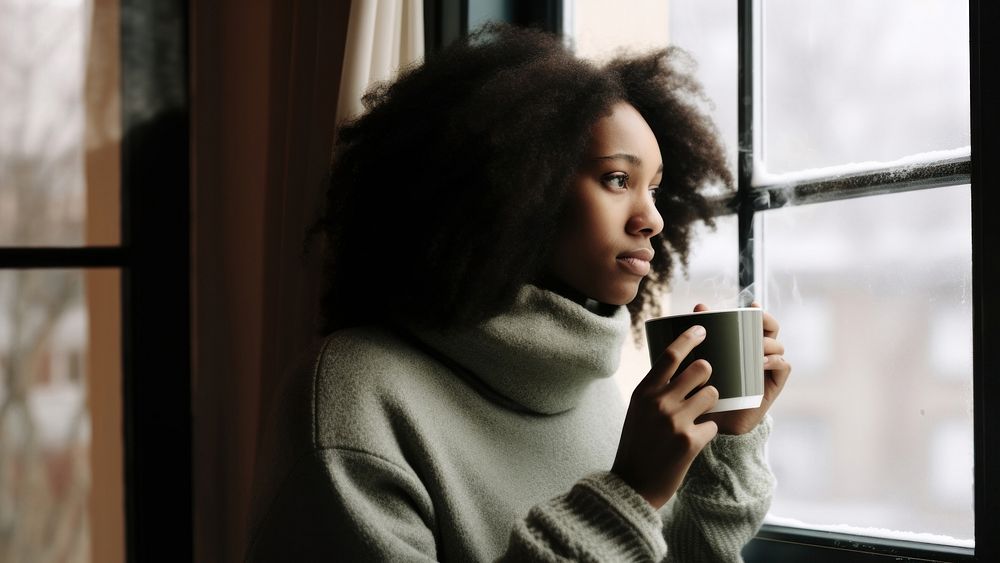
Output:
top-left (0, 247), bottom-right (129, 269)
top-left (737, 0), bottom-right (757, 306)
top-left (709, 157), bottom-right (972, 217)
top-left (971, 0), bottom-right (1000, 560)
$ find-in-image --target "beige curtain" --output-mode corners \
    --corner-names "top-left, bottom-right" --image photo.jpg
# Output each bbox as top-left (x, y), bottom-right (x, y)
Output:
top-left (191, 1), bottom-right (423, 561)
top-left (337, 0), bottom-right (425, 122)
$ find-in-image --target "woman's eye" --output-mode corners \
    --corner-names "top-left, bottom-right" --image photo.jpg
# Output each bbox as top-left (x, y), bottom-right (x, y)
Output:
top-left (649, 186), bottom-right (660, 199)
top-left (602, 173), bottom-right (629, 190)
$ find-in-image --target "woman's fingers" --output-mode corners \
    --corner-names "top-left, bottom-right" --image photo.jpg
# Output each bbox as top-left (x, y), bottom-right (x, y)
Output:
top-left (763, 336), bottom-right (785, 357)
top-left (615, 319), bottom-right (730, 509)
top-left (692, 418), bottom-right (720, 445)
top-left (760, 355), bottom-right (791, 417)
top-left (665, 359), bottom-right (713, 403)
top-left (764, 355), bottom-right (791, 389)
top-left (750, 301), bottom-right (781, 338)
top-left (680, 380), bottom-right (719, 418)
top-left (641, 325), bottom-right (707, 391)
top-left (661, 360), bottom-right (718, 426)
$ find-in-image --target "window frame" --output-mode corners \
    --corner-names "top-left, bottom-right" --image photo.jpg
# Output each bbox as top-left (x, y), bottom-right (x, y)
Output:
top-left (118, 0), bottom-right (192, 560)
top-left (0, 1), bottom-right (194, 561)
top-left (735, 0), bottom-right (991, 560)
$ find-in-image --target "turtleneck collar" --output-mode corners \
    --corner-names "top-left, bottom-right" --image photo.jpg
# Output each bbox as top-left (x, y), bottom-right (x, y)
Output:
top-left (406, 285), bottom-right (631, 415)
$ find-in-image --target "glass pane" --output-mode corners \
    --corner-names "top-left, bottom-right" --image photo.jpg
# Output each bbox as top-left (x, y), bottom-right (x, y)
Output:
top-left (0, 269), bottom-right (124, 562)
top-left (0, 0), bottom-right (121, 246)
top-left (616, 215), bottom-right (740, 398)
top-left (570, 0), bottom-right (670, 60)
top-left (761, 0), bottom-right (970, 175)
top-left (763, 185), bottom-right (973, 546)
top-left (570, 0), bottom-right (737, 181)
top-left (667, 0), bottom-right (737, 181)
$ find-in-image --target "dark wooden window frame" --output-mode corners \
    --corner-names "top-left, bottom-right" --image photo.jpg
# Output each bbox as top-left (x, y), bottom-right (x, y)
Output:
top-left (118, 0), bottom-right (192, 560)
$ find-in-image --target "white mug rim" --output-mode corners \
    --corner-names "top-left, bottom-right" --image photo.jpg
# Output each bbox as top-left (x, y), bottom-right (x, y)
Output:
top-left (644, 307), bottom-right (761, 325)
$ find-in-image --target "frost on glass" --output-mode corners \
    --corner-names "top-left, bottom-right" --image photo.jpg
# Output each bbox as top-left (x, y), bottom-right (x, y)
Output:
top-left (0, 270), bottom-right (91, 562)
top-left (761, 0), bottom-right (970, 174)
top-left (762, 185), bottom-right (974, 545)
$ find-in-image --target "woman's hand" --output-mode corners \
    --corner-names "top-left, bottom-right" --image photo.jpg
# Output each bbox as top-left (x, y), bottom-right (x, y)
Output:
top-left (697, 301), bottom-right (792, 436)
top-left (612, 325), bottom-right (721, 509)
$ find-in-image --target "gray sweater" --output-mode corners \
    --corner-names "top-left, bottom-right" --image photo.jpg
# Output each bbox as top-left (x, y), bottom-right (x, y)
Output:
top-left (247, 285), bottom-right (774, 561)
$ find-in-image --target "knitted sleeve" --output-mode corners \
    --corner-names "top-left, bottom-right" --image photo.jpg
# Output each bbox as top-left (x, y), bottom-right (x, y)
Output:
top-left (663, 415), bottom-right (776, 563)
top-left (247, 448), bottom-right (668, 562)
top-left (501, 472), bottom-right (667, 562)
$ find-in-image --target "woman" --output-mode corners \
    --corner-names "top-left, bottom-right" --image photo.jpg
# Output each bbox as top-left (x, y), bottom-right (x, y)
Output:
top-left (247, 23), bottom-right (791, 562)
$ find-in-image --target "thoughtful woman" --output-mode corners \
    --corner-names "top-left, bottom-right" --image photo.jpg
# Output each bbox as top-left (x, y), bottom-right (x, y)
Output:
top-left (247, 24), bottom-right (791, 562)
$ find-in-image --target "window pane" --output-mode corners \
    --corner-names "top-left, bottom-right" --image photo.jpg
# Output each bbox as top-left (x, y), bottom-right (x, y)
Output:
top-left (570, 0), bottom-right (670, 60)
top-left (0, 0), bottom-right (120, 246)
top-left (763, 185), bottom-right (973, 546)
top-left (616, 215), bottom-right (740, 399)
top-left (667, 0), bottom-right (737, 181)
top-left (761, 0), bottom-right (970, 175)
top-left (570, 0), bottom-right (737, 182)
top-left (0, 269), bottom-right (124, 562)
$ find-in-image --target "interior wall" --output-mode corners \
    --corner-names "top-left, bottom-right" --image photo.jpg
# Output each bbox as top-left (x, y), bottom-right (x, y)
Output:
top-left (189, 1), bottom-right (350, 561)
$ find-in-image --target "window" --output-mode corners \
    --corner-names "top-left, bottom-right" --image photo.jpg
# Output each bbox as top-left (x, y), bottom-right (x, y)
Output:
top-left (0, 1), bottom-right (123, 560)
top-left (565, 0), bottom-right (995, 560)
top-left (0, 0), bottom-right (192, 560)
top-left (741, 2), bottom-right (976, 557)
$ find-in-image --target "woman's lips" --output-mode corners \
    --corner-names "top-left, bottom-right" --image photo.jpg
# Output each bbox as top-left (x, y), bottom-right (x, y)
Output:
top-left (616, 248), bottom-right (653, 276)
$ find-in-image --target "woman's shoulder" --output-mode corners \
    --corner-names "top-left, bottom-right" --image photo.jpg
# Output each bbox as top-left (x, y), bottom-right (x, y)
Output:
top-left (310, 325), bottom-right (463, 444)
top-left (315, 325), bottom-right (442, 387)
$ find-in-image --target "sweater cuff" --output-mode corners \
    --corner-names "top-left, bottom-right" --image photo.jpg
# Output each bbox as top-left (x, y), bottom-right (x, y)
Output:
top-left (511, 471), bottom-right (667, 562)
top-left (709, 413), bottom-right (772, 456)
top-left (576, 472), bottom-right (667, 558)
top-left (681, 414), bottom-right (775, 504)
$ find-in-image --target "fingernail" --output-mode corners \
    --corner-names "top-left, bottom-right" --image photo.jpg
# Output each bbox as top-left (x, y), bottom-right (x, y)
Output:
top-left (763, 356), bottom-right (770, 365)
top-left (691, 325), bottom-right (706, 337)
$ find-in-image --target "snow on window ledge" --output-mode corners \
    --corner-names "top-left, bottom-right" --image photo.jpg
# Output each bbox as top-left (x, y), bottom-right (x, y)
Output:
top-left (764, 513), bottom-right (975, 549)
top-left (753, 146), bottom-right (971, 187)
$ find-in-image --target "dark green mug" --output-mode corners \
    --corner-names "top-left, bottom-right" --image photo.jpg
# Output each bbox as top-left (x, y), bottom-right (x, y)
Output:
top-left (644, 308), bottom-right (764, 412)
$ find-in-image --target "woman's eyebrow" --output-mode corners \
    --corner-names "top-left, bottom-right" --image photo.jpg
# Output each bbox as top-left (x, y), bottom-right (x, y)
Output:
top-left (592, 153), bottom-right (664, 174)
top-left (592, 153), bottom-right (641, 166)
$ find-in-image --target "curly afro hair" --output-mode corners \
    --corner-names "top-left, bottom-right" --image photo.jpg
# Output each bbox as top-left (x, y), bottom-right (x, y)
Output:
top-left (316, 23), bottom-right (732, 335)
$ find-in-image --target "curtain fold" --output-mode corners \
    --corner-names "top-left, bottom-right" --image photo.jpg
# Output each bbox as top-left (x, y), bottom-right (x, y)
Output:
top-left (336, 0), bottom-right (425, 122)
top-left (192, 1), bottom-right (423, 561)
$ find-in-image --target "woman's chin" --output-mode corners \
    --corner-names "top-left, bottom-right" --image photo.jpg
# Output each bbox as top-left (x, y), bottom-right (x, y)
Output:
top-left (596, 283), bottom-right (641, 307)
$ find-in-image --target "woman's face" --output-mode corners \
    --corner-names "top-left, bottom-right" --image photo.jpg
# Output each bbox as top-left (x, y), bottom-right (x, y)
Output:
top-left (549, 102), bottom-right (664, 306)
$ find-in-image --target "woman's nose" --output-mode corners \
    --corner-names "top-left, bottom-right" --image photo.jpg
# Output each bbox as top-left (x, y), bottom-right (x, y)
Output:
top-left (626, 196), bottom-right (664, 238)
